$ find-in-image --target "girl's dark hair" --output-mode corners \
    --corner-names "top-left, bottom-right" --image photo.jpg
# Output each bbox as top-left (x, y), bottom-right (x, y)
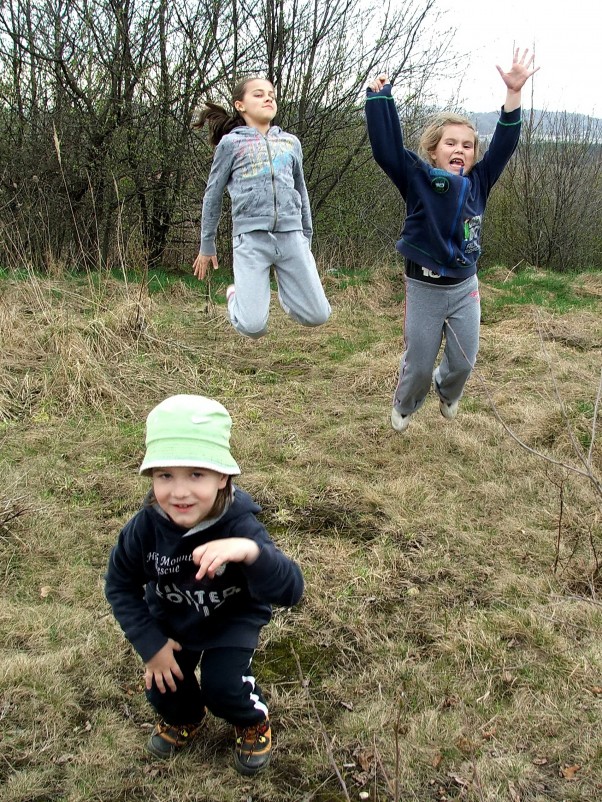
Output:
top-left (191, 76), bottom-right (271, 147)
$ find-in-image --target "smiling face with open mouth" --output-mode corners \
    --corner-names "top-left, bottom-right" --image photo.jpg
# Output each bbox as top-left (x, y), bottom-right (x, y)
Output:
top-left (430, 123), bottom-right (476, 175)
top-left (152, 466), bottom-right (228, 528)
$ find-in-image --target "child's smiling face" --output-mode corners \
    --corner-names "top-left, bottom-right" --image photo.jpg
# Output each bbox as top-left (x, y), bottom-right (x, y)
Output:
top-left (430, 123), bottom-right (476, 175)
top-left (152, 466), bottom-right (228, 528)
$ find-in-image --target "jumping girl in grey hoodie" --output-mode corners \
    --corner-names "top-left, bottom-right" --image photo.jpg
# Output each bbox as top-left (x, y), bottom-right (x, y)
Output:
top-left (192, 77), bottom-right (331, 339)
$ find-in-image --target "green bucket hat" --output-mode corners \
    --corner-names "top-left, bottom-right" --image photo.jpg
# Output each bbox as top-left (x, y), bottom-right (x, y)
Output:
top-left (139, 395), bottom-right (240, 476)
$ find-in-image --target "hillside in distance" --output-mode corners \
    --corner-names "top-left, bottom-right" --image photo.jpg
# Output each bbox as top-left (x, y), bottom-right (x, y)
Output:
top-left (470, 108), bottom-right (601, 137)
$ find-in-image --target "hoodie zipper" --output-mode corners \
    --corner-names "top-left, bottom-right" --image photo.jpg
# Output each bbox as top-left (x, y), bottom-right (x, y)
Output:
top-left (265, 134), bottom-right (278, 230)
top-left (447, 175), bottom-right (468, 263)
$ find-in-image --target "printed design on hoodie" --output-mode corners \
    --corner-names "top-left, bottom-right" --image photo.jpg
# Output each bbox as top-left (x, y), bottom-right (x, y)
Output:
top-left (463, 215), bottom-right (482, 255)
top-left (147, 549), bottom-right (191, 576)
top-left (237, 135), bottom-right (296, 180)
top-left (146, 548), bottom-right (242, 616)
top-left (156, 581), bottom-right (242, 616)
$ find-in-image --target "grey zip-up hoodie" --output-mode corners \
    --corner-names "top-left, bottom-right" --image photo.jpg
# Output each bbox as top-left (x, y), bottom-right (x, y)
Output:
top-left (200, 125), bottom-right (312, 256)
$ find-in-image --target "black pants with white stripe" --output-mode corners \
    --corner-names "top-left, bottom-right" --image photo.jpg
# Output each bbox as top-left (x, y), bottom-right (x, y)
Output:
top-left (145, 646), bottom-right (268, 727)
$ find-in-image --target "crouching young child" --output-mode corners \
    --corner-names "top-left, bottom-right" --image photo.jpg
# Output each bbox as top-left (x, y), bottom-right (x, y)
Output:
top-left (105, 394), bottom-right (304, 775)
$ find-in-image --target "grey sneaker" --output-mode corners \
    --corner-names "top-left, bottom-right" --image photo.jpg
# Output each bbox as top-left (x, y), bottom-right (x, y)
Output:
top-left (439, 398), bottom-right (459, 419)
top-left (432, 370), bottom-right (459, 420)
top-left (391, 407), bottom-right (411, 432)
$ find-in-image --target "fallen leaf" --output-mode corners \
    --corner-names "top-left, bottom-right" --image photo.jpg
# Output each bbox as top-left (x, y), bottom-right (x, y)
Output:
top-left (448, 772), bottom-right (469, 787)
top-left (532, 757), bottom-right (548, 766)
top-left (508, 780), bottom-right (521, 801)
top-left (560, 764), bottom-right (581, 780)
top-left (55, 753), bottom-right (76, 765)
top-left (455, 736), bottom-right (475, 755)
top-left (431, 752), bottom-right (443, 768)
top-left (590, 686), bottom-right (602, 695)
top-left (442, 695), bottom-right (460, 708)
top-left (355, 748), bottom-right (375, 772)
top-left (340, 700), bottom-right (354, 711)
top-left (40, 586), bottom-right (52, 598)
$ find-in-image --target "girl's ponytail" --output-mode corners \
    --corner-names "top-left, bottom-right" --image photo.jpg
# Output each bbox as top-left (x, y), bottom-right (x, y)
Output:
top-left (191, 76), bottom-right (269, 147)
top-left (191, 101), bottom-right (245, 147)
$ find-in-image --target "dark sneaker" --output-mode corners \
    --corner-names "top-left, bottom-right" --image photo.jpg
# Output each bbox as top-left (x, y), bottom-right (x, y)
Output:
top-left (233, 718), bottom-right (271, 775)
top-left (147, 718), bottom-right (204, 759)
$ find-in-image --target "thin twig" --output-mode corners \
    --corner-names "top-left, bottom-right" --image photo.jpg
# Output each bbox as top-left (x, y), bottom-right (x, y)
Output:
top-left (502, 259), bottom-right (524, 283)
top-left (373, 738), bottom-right (395, 798)
top-left (471, 755), bottom-right (487, 802)
top-left (557, 594), bottom-right (602, 608)
top-left (587, 368), bottom-right (602, 468)
top-left (534, 310), bottom-right (593, 476)
top-left (445, 319), bottom-right (602, 499)
top-left (549, 472), bottom-right (565, 574)
top-left (393, 691), bottom-right (405, 802)
top-left (291, 645), bottom-right (351, 802)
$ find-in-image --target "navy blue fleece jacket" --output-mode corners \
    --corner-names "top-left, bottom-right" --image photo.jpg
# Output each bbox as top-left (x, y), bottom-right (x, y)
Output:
top-left (105, 487), bottom-right (304, 663)
top-left (365, 84), bottom-right (521, 277)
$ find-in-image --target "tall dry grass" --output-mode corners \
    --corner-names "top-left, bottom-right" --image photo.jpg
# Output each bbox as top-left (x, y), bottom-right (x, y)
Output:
top-left (0, 267), bottom-right (600, 801)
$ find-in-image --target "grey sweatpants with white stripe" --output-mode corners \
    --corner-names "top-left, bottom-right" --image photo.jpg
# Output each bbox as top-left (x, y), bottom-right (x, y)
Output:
top-left (228, 230), bottom-right (331, 339)
top-left (393, 274), bottom-right (480, 416)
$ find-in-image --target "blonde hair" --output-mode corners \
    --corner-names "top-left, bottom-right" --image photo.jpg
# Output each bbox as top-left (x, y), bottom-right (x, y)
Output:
top-left (418, 113), bottom-right (479, 167)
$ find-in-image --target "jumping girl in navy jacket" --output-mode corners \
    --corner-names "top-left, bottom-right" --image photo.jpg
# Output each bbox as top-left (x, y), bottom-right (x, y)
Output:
top-left (365, 48), bottom-right (538, 433)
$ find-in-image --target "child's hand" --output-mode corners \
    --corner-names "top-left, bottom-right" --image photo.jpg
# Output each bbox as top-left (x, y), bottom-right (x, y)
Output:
top-left (193, 252), bottom-right (219, 279)
top-left (144, 638), bottom-right (184, 693)
top-left (496, 47), bottom-right (539, 92)
top-left (192, 538), bottom-right (261, 580)
top-left (368, 74), bottom-right (389, 93)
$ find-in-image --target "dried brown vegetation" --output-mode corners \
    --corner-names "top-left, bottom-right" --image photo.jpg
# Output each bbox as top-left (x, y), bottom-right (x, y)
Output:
top-left (0, 268), bottom-right (601, 801)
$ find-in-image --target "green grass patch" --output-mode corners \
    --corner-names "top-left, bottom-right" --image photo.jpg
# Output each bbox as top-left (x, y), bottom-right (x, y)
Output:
top-left (481, 267), bottom-right (600, 318)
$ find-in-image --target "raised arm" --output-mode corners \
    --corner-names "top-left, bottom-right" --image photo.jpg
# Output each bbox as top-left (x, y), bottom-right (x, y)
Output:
top-left (496, 47), bottom-right (540, 112)
top-left (365, 74), bottom-right (414, 195)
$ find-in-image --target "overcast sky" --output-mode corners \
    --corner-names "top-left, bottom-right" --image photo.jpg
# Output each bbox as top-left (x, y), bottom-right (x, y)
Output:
top-left (431, 0), bottom-right (600, 117)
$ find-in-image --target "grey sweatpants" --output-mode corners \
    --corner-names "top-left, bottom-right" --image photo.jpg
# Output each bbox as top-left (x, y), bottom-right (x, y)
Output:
top-left (393, 274), bottom-right (480, 415)
top-left (228, 230), bottom-right (331, 338)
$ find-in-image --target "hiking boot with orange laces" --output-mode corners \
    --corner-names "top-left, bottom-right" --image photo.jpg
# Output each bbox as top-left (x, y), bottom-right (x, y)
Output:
top-left (147, 718), bottom-right (204, 759)
top-left (233, 717), bottom-right (271, 775)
